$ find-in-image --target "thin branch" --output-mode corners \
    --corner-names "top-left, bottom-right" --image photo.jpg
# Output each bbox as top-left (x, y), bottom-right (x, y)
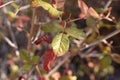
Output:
top-left (15, 5), bottom-right (30, 15)
top-left (0, 1), bottom-right (15, 8)
top-left (0, 32), bottom-right (17, 48)
top-left (104, 0), bottom-right (112, 9)
top-left (27, 8), bottom-right (36, 54)
top-left (67, 17), bottom-right (82, 23)
top-left (80, 30), bottom-right (120, 51)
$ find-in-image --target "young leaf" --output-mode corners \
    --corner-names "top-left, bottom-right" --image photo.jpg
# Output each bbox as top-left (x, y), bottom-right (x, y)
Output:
top-left (78, 0), bottom-right (88, 18)
top-left (52, 33), bottom-right (69, 56)
top-left (19, 50), bottom-right (30, 62)
top-left (88, 7), bottom-right (100, 19)
top-left (41, 21), bottom-right (64, 33)
top-left (31, 0), bottom-right (62, 17)
top-left (43, 49), bottom-right (55, 71)
top-left (65, 25), bottom-right (86, 39)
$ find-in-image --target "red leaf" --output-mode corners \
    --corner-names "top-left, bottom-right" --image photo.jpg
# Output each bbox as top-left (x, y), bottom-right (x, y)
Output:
top-left (34, 35), bottom-right (52, 45)
top-left (43, 49), bottom-right (55, 72)
top-left (0, 0), bottom-right (4, 6)
top-left (78, 0), bottom-right (88, 18)
top-left (18, 76), bottom-right (25, 80)
top-left (19, 15), bottom-right (30, 21)
top-left (16, 20), bottom-right (24, 28)
top-left (52, 0), bottom-right (56, 4)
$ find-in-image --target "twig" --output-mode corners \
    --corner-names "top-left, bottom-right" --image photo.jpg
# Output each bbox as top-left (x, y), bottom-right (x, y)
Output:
top-left (0, 1), bottom-right (15, 8)
top-left (15, 5), bottom-right (30, 15)
top-left (67, 17), bottom-right (82, 23)
top-left (0, 32), bottom-right (17, 48)
top-left (27, 8), bottom-right (36, 54)
top-left (104, 0), bottom-right (112, 9)
top-left (80, 30), bottom-right (120, 51)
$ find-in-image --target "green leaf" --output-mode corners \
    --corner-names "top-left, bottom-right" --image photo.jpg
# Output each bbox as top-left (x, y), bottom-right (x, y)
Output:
top-left (59, 76), bottom-right (69, 80)
top-left (52, 33), bottom-right (69, 56)
top-left (19, 50), bottom-right (30, 62)
top-left (111, 53), bottom-right (120, 64)
top-left (11, 3), bottom-right (19, 9)
top-left (41, 21), bottom-right (63, 32)
top-left (86, 16), bottom-right (97, 27)
top-left (21, 64), bottom-right (32, 71)
top-left (65, 25), bottom-right (86, 39)
top-left (31, 56), bottom-right (39, 63)
top-left (100, 56), bottom-right (112, 69)
top-left (116, 22), bottom-right (120, 29)
top-left (69, 76), bottom-right (77, 80)
top-left (31, 0), bottom-right (62, 17)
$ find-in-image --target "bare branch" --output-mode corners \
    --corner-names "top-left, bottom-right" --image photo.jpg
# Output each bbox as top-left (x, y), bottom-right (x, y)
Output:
top-left (80, 30), bottom-right (120, 51)
top-left (0, 32), bottom-right (17, 49)
top-left (15, 5), bottom-right (30, 15)
top-left (104, 0), bottom-right (112, 9)
top-left (0, 1), bottom-right (15, 8)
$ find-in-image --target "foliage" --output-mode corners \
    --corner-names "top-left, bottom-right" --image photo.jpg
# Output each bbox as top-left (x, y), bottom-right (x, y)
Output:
top-left (0, 0), bottom-right (120, 80)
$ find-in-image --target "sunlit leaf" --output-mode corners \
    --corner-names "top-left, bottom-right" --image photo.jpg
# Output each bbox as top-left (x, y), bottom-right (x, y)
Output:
top-left (41, 21), bottom-right (63, 32)
top-left (111, 53), bottom-right (120, 64)
top-left (86, 16), bottom-right (97, 27)
top-left (43, 49), bottom-right (55, 71)
top-left (31, 0), bottom-right (62, 17)
top-left (52, 33), bottom-right (69, 56)
top-left (100, 56), bottom-right (112, 69)
top-left (65, 25), bottom-right (86, 39)
top-left (69, 76), bottom-right (77, 80)
top-left (7, 11), bottom-right (17, 18)
top-left (19, 50), bottom-right (30, 62)
top-left (21, 64), bottom-right (32, 71)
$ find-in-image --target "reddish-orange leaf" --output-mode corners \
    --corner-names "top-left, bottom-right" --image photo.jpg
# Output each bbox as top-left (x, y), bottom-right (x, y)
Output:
top-left (34, 35), bottom-right (52, 45)
top-left (16, 20), bottom-right (24, 31)
top-left (19, 15), bottom-right (30, 21)
top-left (43, 49), bottom-right (55, 71)
top-left (0, 0), bottom-right (3, 6)
top-left (78, 0), bottom-right (88, 18)
top-left (52, 0), bottom-right (56, 4)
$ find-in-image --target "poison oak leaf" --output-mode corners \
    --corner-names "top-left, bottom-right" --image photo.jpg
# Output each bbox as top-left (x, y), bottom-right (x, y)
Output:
top-left (19, 15), bottom-right (30, 21)
top-left (43, 49), bottom-right (55, 71)
top-left (34, 35), bottom-right (52, 45)
top-left (78, 0), bottom-right (88, 18)
top-left (0, 0), bottom-right (3, 6)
